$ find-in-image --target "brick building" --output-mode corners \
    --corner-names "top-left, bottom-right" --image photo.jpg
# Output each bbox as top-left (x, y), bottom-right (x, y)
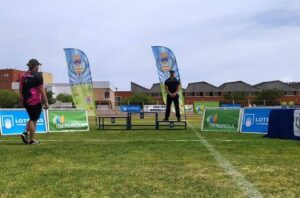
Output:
top-left (117, 80), bottom-right (300, 106)
top-left (0, 69), bottom-right (53, 91)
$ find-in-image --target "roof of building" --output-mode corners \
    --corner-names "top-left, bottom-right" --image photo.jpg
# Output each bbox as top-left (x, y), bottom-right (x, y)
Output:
top-left (254, 80), bottom-right (298, 91)
top-left (287, 82), bottom-right (300, 90)
top-left (219, 81), bottom-right (259, 92)
top-left (131, 82), bottom-right (150, 93)
top-left (150, 83), bottom-right (161, 93)
top-left (185, 81), bottom-right (219, 92)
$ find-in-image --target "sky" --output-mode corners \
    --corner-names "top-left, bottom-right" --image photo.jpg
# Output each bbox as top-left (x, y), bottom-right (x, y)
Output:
top-left (1, 0), bottom-right (300, 90)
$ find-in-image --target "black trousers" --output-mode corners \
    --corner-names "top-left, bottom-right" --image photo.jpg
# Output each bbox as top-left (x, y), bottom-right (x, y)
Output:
top-left (165, 94), bottom-right (181, 119)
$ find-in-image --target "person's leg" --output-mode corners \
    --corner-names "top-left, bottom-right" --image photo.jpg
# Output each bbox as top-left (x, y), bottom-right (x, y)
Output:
top-left (165, 94), bottom-right (172, 120)
top-left (174, 95), bottom-right (181, 120)
top-left (28, 104), bottom-right (42, 143)
top-left (28, 120), bottom-right (36, 142)
top-left (21, 121), bottom-right (30, 144)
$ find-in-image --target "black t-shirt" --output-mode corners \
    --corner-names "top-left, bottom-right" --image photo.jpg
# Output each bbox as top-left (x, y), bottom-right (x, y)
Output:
top-left (20, 71), bottom-right (43, 105)
top-left (164, 77), bottom-right (180, 94)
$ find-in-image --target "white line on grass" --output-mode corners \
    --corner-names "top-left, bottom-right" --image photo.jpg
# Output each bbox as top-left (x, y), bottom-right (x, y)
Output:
top-left (188, 122), bottom-right (263, 198)
top-left (0, 139), bottom-right (281, 143)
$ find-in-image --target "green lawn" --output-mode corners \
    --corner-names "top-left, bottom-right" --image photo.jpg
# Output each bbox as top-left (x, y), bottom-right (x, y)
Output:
top-left (0, 120), bottom-right (299, 198)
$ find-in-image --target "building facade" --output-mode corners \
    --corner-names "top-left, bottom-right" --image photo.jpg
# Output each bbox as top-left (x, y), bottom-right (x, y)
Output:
top-left (45, 81), bottom-right (117, 110)
top-left (1, 69), bottom-right (53, 90)
top-left (117, 80), bottom-right (300, 106)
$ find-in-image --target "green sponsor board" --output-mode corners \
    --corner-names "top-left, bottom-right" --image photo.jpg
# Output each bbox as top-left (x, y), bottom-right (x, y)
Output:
top-left (71, 84), bottom-right (96, 116)
top-left (48, 110), bottom-right (89, 132)
top-left (202, 108), bottom-right (241, 132)
top-left (194, 101), bottom-right (219, 115)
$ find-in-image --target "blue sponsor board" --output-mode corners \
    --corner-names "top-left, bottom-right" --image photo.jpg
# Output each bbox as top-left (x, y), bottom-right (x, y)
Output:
top-left (221, 104), bottom-right (242, 108)
top-left (241, 108), bottom-right (271, 134)
top-left (0, 109), bottom-right (47, 135)
top-left (120, 105), bottom-right (141, 113)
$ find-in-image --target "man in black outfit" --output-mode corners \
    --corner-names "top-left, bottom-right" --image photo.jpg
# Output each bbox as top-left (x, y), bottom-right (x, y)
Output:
top-left (164, 70), bottom-right (181, 121)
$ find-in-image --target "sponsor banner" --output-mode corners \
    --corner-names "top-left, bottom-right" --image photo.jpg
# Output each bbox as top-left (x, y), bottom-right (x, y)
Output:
top-left (152, 46), bottom-right (185, 113)
top-left (0, 109), bottom-right (47, 135)
top-left (120, 105), bottom-right (141, 112)
top-left (143, 105), bottom-right (192, 113)
top-left (48, 109), bottom-right (89, 132)
top-left (194, 101), bottom-right (219, 115)
top-left (202, 108), bottom-right (241, 132)
top-left (144, 105), bottom-right (166, 112)
top-left (241, 108), bottom-right (271, 134)
top-left (184, 105), bottom-right (193, 113)
top-left (294, 110), bottom-right (300, 137)
top-left (64, 48), bottom-right (96, 116)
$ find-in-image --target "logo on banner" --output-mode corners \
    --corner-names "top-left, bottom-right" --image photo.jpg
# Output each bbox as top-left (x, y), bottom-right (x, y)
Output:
top-left (158, 52), bottom-right (175, 72)
top-left (296, 118), bottom-right (300, 129)
top-left (206, 114), bottom-right (235, 129)
top-left (69, 55), bottom-right (87, 76)
top-left (207, 114), bottom-right (218, 124)
top-left (244, 113), bottom-right (268, 127)
top-left (195, 105), bottom-right (205, 113)
top-left (294, 110), bottom-right (300, 137)
top-left (2, 115), bottom-right (14, 129)
top-left (85, 96), bottom-right (92, 104)
top-left (53, 115), bottom-right (65, 125)
top-left (244, 114), bottom-right (254, 127)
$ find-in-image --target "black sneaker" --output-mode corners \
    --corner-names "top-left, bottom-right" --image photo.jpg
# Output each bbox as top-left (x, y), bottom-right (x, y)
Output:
top-left (177, 118), bottom-right (181, 121)
top-left (163, 118), bottom-right (169, 121)
top-left (20, 132), bottom-right (28, 144)
top-left (29, 140), bottom-right (40, 145)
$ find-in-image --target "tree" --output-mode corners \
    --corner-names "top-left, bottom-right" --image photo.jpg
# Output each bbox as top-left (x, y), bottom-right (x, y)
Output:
top-left (255, 89), bottom-right (283, 105)
top-left (56, 93), bottom-right (73, 103)
top-left (46, 90), bottom-right (56, 104)
top-left (223, 92), bottom-right (246, 102)
top-left (0, 89), bottom-right (19, 108)
top-left (125, 93), bottom-right (154, 106)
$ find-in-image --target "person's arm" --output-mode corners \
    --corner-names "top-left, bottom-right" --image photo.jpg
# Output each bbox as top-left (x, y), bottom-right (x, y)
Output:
top-left (36, 72), bottom-right (49, 109)
top-left (38, 86), bottom-right (49, 109)
top-left (164, 80), bottom-right (171, 96)
top-left (174, 84), bottom-right (180, 96)
top-left (19, 74), bottom-right (24, 107)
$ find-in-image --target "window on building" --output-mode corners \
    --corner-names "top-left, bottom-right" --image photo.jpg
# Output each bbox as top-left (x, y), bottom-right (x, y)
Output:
top-left (190, 92), bottom-right (195, 96)
top-left (105, 91), bottom-right (110, 98)
top-left (115, 96), bottom-right (121, 102)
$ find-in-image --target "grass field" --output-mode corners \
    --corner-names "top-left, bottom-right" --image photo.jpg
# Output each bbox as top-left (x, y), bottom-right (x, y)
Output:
top-left (0, 117), bottom-right (299, 198)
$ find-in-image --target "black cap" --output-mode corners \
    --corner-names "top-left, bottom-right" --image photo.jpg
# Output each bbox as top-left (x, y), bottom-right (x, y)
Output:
top-left (27, 59), bottom-right (42, 67)
top-left (169, 70), bottom-right (175, 73)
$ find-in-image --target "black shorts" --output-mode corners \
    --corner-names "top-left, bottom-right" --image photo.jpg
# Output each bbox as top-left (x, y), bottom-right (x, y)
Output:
top-left (24, 103), bottom-right (42, 121)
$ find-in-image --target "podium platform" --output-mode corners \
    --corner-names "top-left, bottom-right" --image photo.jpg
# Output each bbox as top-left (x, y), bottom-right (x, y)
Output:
top-left (97, 112), bottom-right (187, 130)
top-left (157, 120), bottom-right (187, 130)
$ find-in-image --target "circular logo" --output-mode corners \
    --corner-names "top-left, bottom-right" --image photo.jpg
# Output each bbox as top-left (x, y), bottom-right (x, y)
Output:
top-left (156, 52), bottom-right (175, 72)
top-left (68, 55), bottom-right (88, 76)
